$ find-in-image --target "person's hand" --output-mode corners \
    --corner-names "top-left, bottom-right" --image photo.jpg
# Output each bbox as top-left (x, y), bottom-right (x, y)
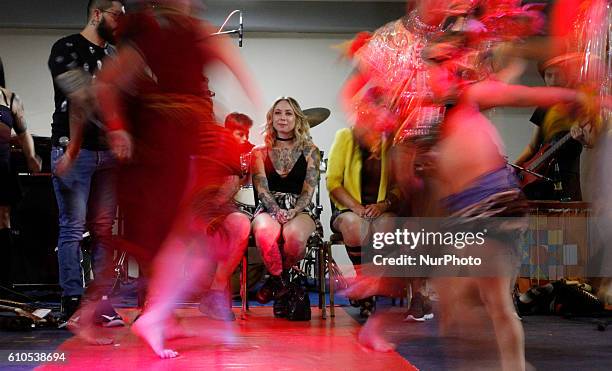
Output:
top-left (54, 152), bottom-right (74, 177)
top-left (269, 208), bottom-right (286, 224)
top-left (364, 203), bottom-right (386, 219)
top-left (350, 204), bottom-right (367, 218)
top-left (27, 155), bottom-right (42, 173)
top-left (285, 209), bottom-right (298, 221)
top-left (570, 124), bottom-right (585, 140)
top-left (273, 209), bottom-right (289, 224)
top-left (571, 122), bottom-right (595, 147)
top-left (109, 130), bottom-right (133, 161)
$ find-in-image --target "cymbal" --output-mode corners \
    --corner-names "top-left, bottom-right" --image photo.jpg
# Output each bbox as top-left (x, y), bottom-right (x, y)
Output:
top-left (303, 107), bottom-right (331, 128)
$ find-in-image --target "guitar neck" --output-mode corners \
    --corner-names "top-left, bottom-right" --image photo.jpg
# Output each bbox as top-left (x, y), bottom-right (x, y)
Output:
top-left (529, 132), bottom-right (573, 170)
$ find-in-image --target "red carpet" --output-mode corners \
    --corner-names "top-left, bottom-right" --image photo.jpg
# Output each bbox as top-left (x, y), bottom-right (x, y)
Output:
top-left (37, 307), bottom-right (417, 370)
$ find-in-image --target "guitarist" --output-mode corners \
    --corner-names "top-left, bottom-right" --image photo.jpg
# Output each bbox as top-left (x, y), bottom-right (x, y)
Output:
top-left (515, 60), bottom-right (592, 201)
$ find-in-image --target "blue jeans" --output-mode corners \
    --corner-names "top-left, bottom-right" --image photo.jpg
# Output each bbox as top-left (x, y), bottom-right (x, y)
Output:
top-left (51, 147), bottom-right (117, 297)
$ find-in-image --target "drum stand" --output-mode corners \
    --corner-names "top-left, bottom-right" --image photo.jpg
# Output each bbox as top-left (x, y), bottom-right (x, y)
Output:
top-left (109, 207), bottom-right (134, 298)
top-left (299, 152), bottom-right (346, 314)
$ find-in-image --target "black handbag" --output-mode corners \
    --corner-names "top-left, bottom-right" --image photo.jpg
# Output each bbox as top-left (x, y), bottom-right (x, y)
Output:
top-left (286, 282), bottom-right (311, 321)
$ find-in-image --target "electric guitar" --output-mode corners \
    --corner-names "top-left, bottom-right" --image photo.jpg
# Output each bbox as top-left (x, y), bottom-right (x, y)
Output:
top-left (517, 131), bottom-right (573, 188)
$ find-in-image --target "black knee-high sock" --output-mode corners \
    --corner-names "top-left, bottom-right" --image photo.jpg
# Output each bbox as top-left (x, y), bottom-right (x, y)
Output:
top-left (0, 228), bottom-right (12, 286)
top-left (345, 245), bottom-right (362, 267)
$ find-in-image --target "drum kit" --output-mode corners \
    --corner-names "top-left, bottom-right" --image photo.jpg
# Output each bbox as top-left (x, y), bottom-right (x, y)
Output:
top-left (232, 107), bottom-right (331, 215)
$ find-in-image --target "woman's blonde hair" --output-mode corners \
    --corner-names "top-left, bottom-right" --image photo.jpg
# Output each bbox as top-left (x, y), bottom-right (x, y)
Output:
top-left (263, 97), bottom-right (311, 149)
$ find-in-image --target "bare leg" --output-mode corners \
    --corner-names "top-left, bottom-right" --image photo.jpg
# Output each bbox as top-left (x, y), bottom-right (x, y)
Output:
top-left (132, 226), bottom-right (216, 358)
top-left (67, 299), bottom-right (114, 345)
top-left (197, 212), bottom-right (250, 321)
top-left (333, 211), bottom-right (366, 248)
top-left (358, 311), bottom-right (397, 352)
top-left (281, 214), bottom-right (315, 269)
top-left (210, 212), bottom-right (251, 290)
top-left (252, 213), bottom-right (282, 276)
top-left (478, 276), bottom-right (525, 371)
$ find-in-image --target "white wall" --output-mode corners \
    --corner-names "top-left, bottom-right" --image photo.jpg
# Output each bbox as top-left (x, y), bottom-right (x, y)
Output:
top-left (0, 28), bottom-right (64, 135)
top-left (0, 28), bottom-right (542, 155)
top-left (0, 28), bottom-right (541, 275)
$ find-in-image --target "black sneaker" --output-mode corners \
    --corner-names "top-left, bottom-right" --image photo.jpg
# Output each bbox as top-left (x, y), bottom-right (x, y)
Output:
top-left (93, 298), bottom-right (125, 327)
top-left (359, 297), bottom-right (375, 318)
top-left (404, 293), bottom-right (434, 322)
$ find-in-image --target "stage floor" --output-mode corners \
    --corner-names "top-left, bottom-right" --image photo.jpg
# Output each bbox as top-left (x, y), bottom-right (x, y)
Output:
top-left (36, 307), bottom-right (416, 371)
top-left (2, 302), bottom-right (610, 370)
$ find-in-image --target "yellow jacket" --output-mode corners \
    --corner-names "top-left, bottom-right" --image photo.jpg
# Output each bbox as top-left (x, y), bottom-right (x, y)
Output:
top-left (326, 128), bottom-right (397, 211)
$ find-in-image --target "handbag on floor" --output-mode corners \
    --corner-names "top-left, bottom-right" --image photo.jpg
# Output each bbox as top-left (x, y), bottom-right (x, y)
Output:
top-left (286, 281), bottom-right (311, 321)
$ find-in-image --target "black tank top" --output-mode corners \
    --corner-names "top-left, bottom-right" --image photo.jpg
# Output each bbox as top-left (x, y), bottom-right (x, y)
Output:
top-left (0, 90), bottom-right (15, 130)
top-left (360, 147), bottom-right (381, 205)
top-left (0, 90), bottom-right (16, 161)
top-left (264, 150), bottom-right (307, 195)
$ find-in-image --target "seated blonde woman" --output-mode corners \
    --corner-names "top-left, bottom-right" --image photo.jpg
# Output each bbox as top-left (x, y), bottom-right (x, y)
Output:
top-left (326, 121), bottom-right (399, 317)
top-left (251, 97), bottom-right (320, 316)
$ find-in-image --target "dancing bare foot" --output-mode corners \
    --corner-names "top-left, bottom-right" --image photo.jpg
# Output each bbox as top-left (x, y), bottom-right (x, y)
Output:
top-left (71, 326), bottom-right (114, 345)
top-left (132, 313), bottom-right (179, 359)
top-left (67, 308), bottom-right (114, 345)
top-left (357, 314), bottom-right (396, 353)
top-left (358, 328), bottom-right (396, 352)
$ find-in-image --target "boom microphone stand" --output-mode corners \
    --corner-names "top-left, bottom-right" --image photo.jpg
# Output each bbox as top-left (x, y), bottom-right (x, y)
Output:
top-left (210, 10), bottom-right (244, 47)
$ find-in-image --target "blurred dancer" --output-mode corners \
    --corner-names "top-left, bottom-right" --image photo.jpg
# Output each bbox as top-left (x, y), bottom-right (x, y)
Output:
top-left (341, 0), bottom-right (452, 143)
top-left (96, 0), bottom-right (259, 357)
top-left (418, 29), bottom-right (600, 370)
top-left (340, 0), bottom-right (466, 320)
top-left (344, 3), bottom-right (596, 362)
top-left (48, 0), bottom-right (124, 328)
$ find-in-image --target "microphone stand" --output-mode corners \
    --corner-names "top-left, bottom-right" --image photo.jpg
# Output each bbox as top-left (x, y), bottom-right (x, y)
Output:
top-left (210, 10), bottom-right (243, 47)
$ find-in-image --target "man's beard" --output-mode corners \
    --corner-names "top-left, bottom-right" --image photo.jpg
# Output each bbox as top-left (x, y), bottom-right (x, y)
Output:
top-left (96, 17), bottom-right (116, 45)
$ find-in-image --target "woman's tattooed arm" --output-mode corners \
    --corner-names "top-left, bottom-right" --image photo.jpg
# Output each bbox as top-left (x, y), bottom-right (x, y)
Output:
top-left (252, 147), bottom-right (281, 215)
top-left (293, 142), bottom-right (321, 213)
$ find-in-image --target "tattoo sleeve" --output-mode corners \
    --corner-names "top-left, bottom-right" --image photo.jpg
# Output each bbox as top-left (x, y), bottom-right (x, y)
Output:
top-left (12, 96), bottom-right (36, 161)
top-left (252, 149), bottom-right (281, 214)
top-left (11, 95), bottom-right (28, 134)
top-left (293, 144), bottom-right (321, 212)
